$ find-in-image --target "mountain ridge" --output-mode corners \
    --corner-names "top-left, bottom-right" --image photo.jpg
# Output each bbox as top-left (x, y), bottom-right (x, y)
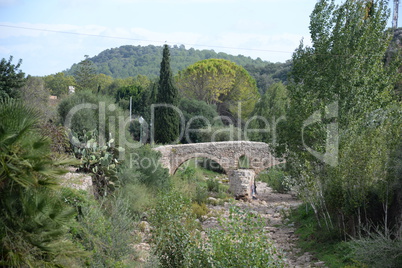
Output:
top-left (64, 44), bottom-right (286, 79)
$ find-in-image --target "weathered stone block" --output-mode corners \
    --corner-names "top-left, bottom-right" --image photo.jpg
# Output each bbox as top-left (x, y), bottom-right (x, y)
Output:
top-left (229, 169), bottom-right (255, 200)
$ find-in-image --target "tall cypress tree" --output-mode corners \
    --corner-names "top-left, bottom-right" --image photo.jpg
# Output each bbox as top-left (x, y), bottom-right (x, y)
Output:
top-left (154, 45), bottom-right (179, 144)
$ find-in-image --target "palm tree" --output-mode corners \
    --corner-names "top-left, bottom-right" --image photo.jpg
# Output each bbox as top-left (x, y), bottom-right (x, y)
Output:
top-left (0, 99), bottom-right (81, 267)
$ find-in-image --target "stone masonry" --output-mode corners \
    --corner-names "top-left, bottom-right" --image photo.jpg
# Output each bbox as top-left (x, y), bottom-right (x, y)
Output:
top-left (153, 141), bottom-right (283, 175)
top-left (153, 141), bottom-right (284, 199)
top-left (228, 169), bottom-right (255, 199)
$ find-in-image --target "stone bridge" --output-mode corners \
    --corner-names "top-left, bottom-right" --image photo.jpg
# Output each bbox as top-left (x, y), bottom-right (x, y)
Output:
top-left (153, 141), bottom-right (284, 199)
top-left (153, 141), bottom-right (282, 175)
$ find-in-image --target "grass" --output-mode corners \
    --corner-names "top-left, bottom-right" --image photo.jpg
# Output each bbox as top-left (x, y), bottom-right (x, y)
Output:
top-left (172, 159), bottom-right (234, 215)
top-left (289, 204), bottom-right (363, 268)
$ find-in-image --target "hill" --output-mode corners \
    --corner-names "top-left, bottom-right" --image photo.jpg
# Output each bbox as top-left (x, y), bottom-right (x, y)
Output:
top-left (64, 44), bottom-right (284, 79)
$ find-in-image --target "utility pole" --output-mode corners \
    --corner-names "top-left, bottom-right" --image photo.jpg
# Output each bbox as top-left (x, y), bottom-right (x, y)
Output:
top-left (393, 0), bottom-right (399, 29)
top-left (129, 96), bottom-right (132, 121)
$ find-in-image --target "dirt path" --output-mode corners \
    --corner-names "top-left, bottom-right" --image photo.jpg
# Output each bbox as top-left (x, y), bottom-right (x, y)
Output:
top-left (202, 181), bottom-right (327, 268)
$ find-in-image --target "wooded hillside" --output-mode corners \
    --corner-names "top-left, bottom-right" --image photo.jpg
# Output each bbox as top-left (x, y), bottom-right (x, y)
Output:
top-left (64, 45), bottom-right (283, 78)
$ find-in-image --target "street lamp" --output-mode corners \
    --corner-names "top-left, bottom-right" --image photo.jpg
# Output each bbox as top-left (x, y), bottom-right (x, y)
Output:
top-left (138, 116), bottom-right (144, 144)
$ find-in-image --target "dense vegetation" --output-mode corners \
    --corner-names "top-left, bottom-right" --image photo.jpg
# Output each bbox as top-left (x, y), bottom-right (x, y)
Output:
top-left (1, 0), bottom-right (402, 267)
top-left (64, 44), bottom-right (270, 79)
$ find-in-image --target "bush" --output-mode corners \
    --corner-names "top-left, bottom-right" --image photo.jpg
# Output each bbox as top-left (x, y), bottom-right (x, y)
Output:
top-left (125, 145), bottom-right (170, 189)
top-left (191, 202), bottom-right (209, 220)
top-left (0, 99), bottom-right (83, 266)
top-left (197, 125), bottom-right (243, 142)
top-left (194, 185), bottom-right (208, 205)
top-left (258, 168), bottom-right (290, 194)
top-left (207, 178), bottom-right (221, 193)
top-left (178, 98), bottom-right (220, 143)
top-left (349, 228), bottom-right (402, 268)
top-left (58, 90), bottom-right (129, 145)
top-left (117, 182), bottom-right (156, 216)
top-left (150, 191), bottom-right (199, 268)
top-left (63, 188), bottom-right (138, 267)
top-left (150, 190), bottom-right (285, 268)
top-left (193, 206), bottom-right (285, 267)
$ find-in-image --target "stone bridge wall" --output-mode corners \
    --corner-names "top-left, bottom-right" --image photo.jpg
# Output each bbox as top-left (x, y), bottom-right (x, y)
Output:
top-left (153, 141), bottom-right (282, 175)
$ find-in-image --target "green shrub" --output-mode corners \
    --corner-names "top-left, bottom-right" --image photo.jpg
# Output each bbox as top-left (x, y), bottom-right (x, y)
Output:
top-left (150, 191), bottom-right (199, 268)
top-left (63, 188), bottom-right (138, 267)
top-left (150, 191), bottom-right (285, 268)
top-left (349, 228), bottom-right (402, 268)
top-left (207, 178), bottom-right (221, 193)
top-left (191, 202), bottom-right (209, 220)
top-left (118, 183), bottom-right (156, 216)
top-left (125, 145), bottom-right (170, 190)
top-left (194, 185), bottom-right (208, 205)
top-left (197, 125), bottom-right (243, 142)
top-left (194, 206), bottom-right (285, 267)
top-left (58, 90), bottom-right (128, 145)
top-left (197, 158), bottom-right (225, 173)
top-left (178, 98), bottom-right (221, 144)
top-left (258, 168), bottom-right (290, 193)
top-left (0, 99), bottom-right (83, 267)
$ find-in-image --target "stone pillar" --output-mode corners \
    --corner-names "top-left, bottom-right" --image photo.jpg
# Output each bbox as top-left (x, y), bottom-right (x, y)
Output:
top-left (228, 169), bottom-right (255, 200)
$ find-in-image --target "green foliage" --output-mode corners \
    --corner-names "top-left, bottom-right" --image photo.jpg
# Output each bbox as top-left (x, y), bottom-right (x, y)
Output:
top-left (44, 72), bottom-right (76, 97)
top-left (249, 82), bottom-right (288, 147)
top-left (0, 56), bottom-right (26, 100)
top-left (115, 75), bottom-right (152, 115)
top-left (244, 60), bottom-right (292, 94)
top-left (65, 45), bottom-right (269, 79)
top-left (258, 167), bottom-right (290, 194)
top-left (178, 98), bottom-right (221, 143)
top-left (72, 129), bottom-right (122, 198)
top-left (150, 191), bottom-right (284, 268)
top-left (115, 145), bottom-right (169, 216)
top-left (285, 0), bottom-right (402, 235)
top-left (58, 90), bottom-right (128, 144)
top-left (238, 154), bottom-right (250, 169)
top-left (19, 75), bottom-right (59, 123)
top-left (0, 99), bottom-right (82, 266)
top-left (206, 178), bottom-right (221, 193)
top-left (62, 188), bottom-right (137, 267)
top-left (191, 202), bottom-right (209, 220)
top-left (40, 123), bottom-right (72, 155)
top-left (74, 55), bottom-right (97, 91)
top-left (290, 204), bottom-right (355, 268)
top-left (196, 206), bottom-right (285, 267)
top-left (150, 191), bottom-right (199, 268)
top-left (116, 180), bottom-right (156, 216)
top-left (349, 227), bottom-right (402, 268)
top-left (197, 158), bottom-right (225, 173)
top-left (196, 124), bottom-right (244, 142)
top-left (176, 58), bottom-right (259, 119)
top-left (154, 44), bottom-right (180, 144)
top-left (124, 145), bottom-right (170, 189)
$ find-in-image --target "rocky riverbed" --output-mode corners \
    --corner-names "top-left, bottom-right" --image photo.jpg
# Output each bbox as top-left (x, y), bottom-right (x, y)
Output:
top-left (134, 181), bottom-right (327, 267)
top-left (201, 181), bottom-right (326, 268)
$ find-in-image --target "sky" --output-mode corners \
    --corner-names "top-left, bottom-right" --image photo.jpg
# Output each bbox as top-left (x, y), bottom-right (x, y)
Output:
top-left (0, 0), bottom-right (400, 76)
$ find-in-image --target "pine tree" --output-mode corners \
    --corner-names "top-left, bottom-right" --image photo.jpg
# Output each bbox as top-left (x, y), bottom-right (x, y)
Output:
top-left (154, 45), bottom-right (180, 144)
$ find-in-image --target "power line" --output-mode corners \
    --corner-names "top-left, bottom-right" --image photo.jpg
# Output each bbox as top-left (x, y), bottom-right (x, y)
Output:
top-left (0, 24), bottom-right (294, 55)
top-left (0, 23), bottom-right (391, 60)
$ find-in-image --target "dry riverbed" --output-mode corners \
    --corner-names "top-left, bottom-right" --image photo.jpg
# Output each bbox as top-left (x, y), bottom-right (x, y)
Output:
top-left (134, 181), bottom-right (327, 267)
top-left (202, 181), bottom-right (327, 268)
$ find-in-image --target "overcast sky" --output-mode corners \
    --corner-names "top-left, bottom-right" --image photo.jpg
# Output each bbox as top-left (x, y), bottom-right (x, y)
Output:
top-left (0, 0), bottom-right (400, 76)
